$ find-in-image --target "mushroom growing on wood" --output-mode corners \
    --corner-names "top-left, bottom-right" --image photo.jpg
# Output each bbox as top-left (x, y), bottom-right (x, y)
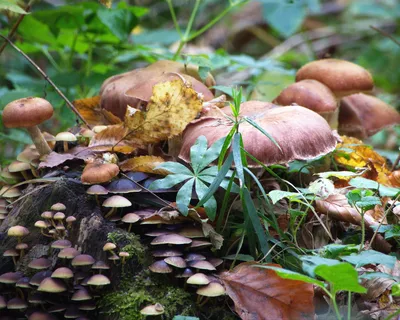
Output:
top-left (2, 97), bottom-right (54, 156)
top-left (338, 93), bottom-right (400, 139)
top-left (179, 101), bottom-right (338, 166)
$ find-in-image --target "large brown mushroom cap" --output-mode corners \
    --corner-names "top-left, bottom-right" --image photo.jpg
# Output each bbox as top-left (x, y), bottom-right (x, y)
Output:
top-left (179, 101), bottom-right (338, 166)
top-left (100, 60), bottom-right (215, 119)
top-left (338, 93), bottom-right (400, 139)
top-left (273, 79), bottom-right (337, 114)
top-left (296, 59), bottom-right (374, 97)
top-left (2, 97), bottom-right (53, 128)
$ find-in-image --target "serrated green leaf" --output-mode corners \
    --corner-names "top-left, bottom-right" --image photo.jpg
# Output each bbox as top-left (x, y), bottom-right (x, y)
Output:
top-left (176, 179), bottom-right (195, 216)
top-left (149, 174), bottom-right (192, 190)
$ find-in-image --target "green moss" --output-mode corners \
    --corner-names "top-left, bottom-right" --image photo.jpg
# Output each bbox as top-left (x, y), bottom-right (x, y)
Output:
top-left (99, 271), bottom-right (195, 319)
top-left (107, 230), bottom-right (147, 264)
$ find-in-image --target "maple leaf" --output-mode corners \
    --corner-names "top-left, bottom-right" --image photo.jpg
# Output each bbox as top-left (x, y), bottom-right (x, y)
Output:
top-left (88, 124), bottom-right (136, 154)
top-left (119, 156), bottom-right (169, 175)
top-left (220, 262), bottom-right (315, 320)
top-left (124, 79), bottom-right (203, 144)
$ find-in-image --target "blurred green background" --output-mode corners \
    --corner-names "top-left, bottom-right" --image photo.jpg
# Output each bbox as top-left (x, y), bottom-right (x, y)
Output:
top-left (0, 0), bottom-right (399, 165)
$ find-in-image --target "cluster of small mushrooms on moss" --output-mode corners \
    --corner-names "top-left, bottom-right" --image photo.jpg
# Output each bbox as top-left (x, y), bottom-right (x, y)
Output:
top-left (1, 58), bottom-right (400, 319)
top-left (0, 202), bottom-right (111, 320)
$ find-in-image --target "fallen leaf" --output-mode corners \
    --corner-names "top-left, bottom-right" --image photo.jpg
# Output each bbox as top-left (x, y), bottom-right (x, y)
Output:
top-left (73, 96), bottom-right (121, 126)
top-left (89, 124), bottom-right (137, 154)
top-left (315, 194), bottom-right (379, 227)
top-left (39, 147), bottom-right (94, 168)
top-left (124, 79), bottom-right (203, 144)
top-left (335, 136), bottom-right (391, 185)
top-left (220, 262), bottom-right (315, 320)
top-left (202, 222), bottom-right (224, 250)
top-left (119, 156), bottom-right (169, 175)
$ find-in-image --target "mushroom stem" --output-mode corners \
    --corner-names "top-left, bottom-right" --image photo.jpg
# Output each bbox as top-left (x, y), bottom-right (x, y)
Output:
top-left (104, 208), bottom-right (116, 219)
top-left (26, 126), bottom-right (52, 156)
top-left (63, 141), bottom-right (69, 152)
top-left (321, 107), bottom-right (339, 130)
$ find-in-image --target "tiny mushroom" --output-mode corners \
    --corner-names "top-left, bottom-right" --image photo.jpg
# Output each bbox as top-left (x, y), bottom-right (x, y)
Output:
top-left (196, 282), bottom-right (226, 297)
top-left (38, 277), bottom-right (67, 293)
top-left (338, 93), bottom-right (400, 139)
top-left (51, 203), bottom-right (66, 211)
top-left (122, 213), bottom-right (140, 232)
top-left (71, 254), bottom-right (96, 268)
top-left (8, 225), bottom-right (29, 243)
top-left (2, 97), bottom-right (54, 156)
top-left (119, 251), bottom-right (130, 264)
top-left (149, 260), bottom-right (173, 274)
top-left (28, 257), bottom-right (52, 270)
top-left (55, 132), bottom-right (77, 152)
top-left (140, 303), bottom-right (165, 316)
top-left (8, 161), bottom-right (32, 180)
top-left (102, 195), bottom-right (132, 218)
top-left (7, 297), bottom-right (28, 310)
top-left (87, 274), bottom-right (111, 287)
top-left (51, 267), bottom-right (74, 279)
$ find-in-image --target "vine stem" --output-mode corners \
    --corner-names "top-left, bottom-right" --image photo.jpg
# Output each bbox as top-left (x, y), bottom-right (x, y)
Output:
top-left (0, 35), bottom-right (91, 129)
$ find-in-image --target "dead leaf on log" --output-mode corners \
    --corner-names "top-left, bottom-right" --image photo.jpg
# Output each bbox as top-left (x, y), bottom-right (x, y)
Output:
top-left (119, 156), bottom-right (168, 175)
top-left (39, 147), bottom-right (94, 168)
top-left (220, 262), bottom-right (315, 320)
top-left (89, 124), bottom-right (136, 154)
top-left (124, 79), bottom-right (203, 145)
top-left (73, 96), bottom-right (121, 126)
top-left (315, 194), bottom-right (379, 227)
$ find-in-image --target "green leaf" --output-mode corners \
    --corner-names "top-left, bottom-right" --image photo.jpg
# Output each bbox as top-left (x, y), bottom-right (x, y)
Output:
top-left (232, 133), bottom-right (244, 185)
top-left (256, 265), bottom-right (325, 288)
top-left (223, 254), bottom-right (255, 262)
top-left (18, 15), bottom-right (57, 45)
top-left (197, 153), bottom-right (234, 207)
top-left (341, 250), bottom-right (396, 269)
top-left (360, 272), bottom-right (398, 281)
top-left (349, 177), bottom-right (400, 198)
top-left (322, 244), bottom-right (359, 259)
top-left (149, 174), bottom-right (191, 190)
top-left (155, 162), bottom-right (193, 176)
top-left (0, 0), bottom-right (28, 14)
top-left (244, 117), bottom-right (282, 152)
top-left (318, 171), bottom-right (361, 179)
top-left (195, 178), bottom-right (217, 220)
top-left (315, 263), bottom-right (367, 294)
top-left (242, 188), bottom-right (270, 256)
top-left (261, 0), bottom-right (307, 38)
top-left (198, 175), bottom-right (239, 193)
top-left (190, 136), bottom-right (225, 173)
top-left (355, 196), bottom-right (381, 210)
top-left (301, 256), bottom-right (341, 278)
top-left (268, 190), bottom-right (300, 204)
top-left (173, 316), bottom-right (199, 320)
top-left (392, 284), bottom-right (400, 297)
top-left (97, 7), bottom-right (138, 41)
top-left (176, 179), bottom-right (195, 216)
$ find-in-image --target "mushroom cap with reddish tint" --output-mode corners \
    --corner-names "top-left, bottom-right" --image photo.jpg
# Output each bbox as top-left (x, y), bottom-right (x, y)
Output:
top-left (28, 257), bottom-right (52, 270)
top-left (72, 254), bottom-right (95, 267)
top-left (51, 267), bottom-right (74, 279)
top-left (273, 79), bottom-right (338, 114)
top-left (87, 274), bottom-right (110, 286)
top-left (179, 101), bottom-right (338, 166)
top-left (58, 247), bottom-right (80, 259)
top-left (38, 277), bottom-right (67, 292)
top-left (295, 59), bottom-right (374, 97)
top-left (81, 162), bottom-right (119, 185)
top-left (2, 97), bottom-right (53, 128)
top-left (338, 93), bottom-right (400, 139)
top-left (151, 233), bottom-right (192, 246)
top-left (16, 243), bottom-right (28, 250)
top-left (149, 260), bottom-right (173, 273)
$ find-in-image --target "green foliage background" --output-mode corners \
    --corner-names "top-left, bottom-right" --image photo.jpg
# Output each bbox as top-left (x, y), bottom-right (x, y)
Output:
top-left (0, 0), bottom-right (399, 165)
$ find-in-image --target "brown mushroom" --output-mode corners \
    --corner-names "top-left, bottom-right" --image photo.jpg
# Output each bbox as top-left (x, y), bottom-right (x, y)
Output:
top-left (2, 97), bottom-right (54, 156)
top-left (295, 59), bottom-right (374, 98)
top-left (179, 101), bottom-right (338, 166)
top-left (273, 79), bottom-right (339, 128)
top-left (338, 93), bottom-right (400, 139)
top-left (81, 162), bottom-right (119, 184)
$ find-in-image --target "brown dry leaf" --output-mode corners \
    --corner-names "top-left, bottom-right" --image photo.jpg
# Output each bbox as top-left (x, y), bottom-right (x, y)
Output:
top-left (88, 124), bottom-right (136, 154)
top-left (335, 136), bottom-right (391, 185)
top-left (119, 156), bottom-right (168, 175)
top-left (39, 147), bottom-right (94, 168)
top-left (316, 194), bottom-right (379, 227)
top-left (220, 262), bottom-right (315, 320)
top-left (73, 96), bottom-right (121, 125)
top-left (124, 79), bottom-right (203, 145)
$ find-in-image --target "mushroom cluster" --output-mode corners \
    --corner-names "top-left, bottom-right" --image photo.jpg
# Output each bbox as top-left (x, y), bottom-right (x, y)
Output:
top-left (273, 58), bottom-right (400, 139)
top-left (0, 203), bottom-right (111, 319)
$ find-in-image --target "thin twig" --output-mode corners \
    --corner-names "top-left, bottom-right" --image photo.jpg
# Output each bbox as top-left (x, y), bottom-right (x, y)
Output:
top-left (391, 153), bottom-right (400, 171)
top-left (0, 35), bottom-right (91, 128)
top-left (370, 25), bottom-right (400, 47)
top-left (0, 0), bottom-right (35, 55)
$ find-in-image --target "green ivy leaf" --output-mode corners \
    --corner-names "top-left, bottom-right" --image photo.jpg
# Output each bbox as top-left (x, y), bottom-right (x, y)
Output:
top-left (268, 190), bottom-right (300, 204)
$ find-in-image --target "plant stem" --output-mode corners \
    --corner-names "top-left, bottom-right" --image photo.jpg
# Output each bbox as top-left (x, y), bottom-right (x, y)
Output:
top-left (347, 292), bottom-right (352, 320)
top-left (331, 293), bottom-right (343, 320)
top-left (359, 212), bottom-right (365, 252)
top-left (166, 0), bottom-right (182, 37)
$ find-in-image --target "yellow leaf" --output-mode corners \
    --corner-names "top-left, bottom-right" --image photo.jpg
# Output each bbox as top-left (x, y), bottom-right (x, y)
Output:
top-left (73, 96), bottom-right (121, 126)
top-left (124, 79), bottom-right (203, 144)
top-left (334, 136), bottom-right (391, 185)
top-left (89, 124), bottom-right (136, 154)
top-left (119, 156), bottom-right (169, 175)
top-left (99, 0), bottom-right (112, 8)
